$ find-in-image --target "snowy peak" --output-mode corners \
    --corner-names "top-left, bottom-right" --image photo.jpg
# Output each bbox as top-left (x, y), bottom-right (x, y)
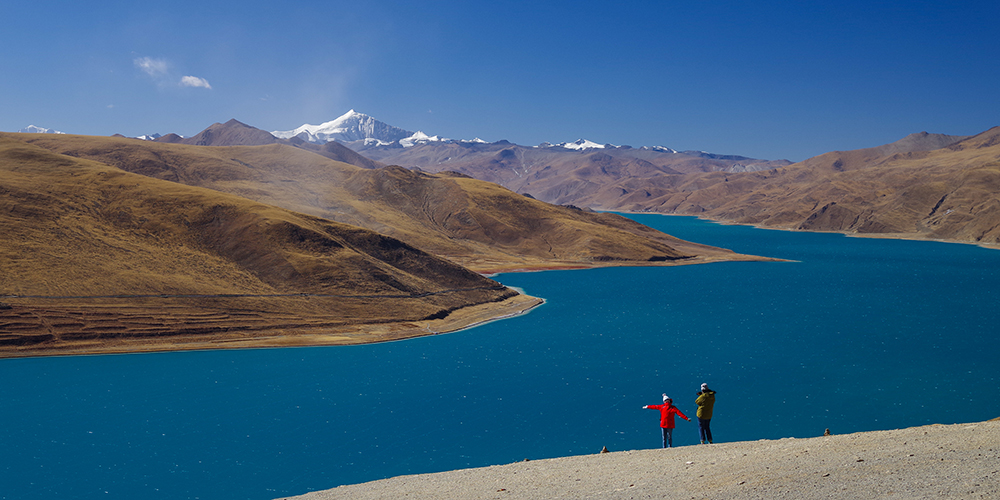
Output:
top-left (18, 125), bottom-right (65, 134)
top-left (273, 110), bottom-right (683, 153)
top-left (400, 131), bottom-right (445, 148)
top-left (552, 139), bottom-right (606, 150)
top-left (272, 110), bottom-right (413, 144)
top-left (640, 145), bottom-right (678, 154)
top-left (362, 137), bottom-right (393, 147)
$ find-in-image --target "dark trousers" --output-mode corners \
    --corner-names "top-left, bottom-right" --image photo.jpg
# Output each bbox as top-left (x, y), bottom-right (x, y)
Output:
top-left (698, 418), bottom-right (713, 443)
top-left (661, 427), bottom-right (674, 448)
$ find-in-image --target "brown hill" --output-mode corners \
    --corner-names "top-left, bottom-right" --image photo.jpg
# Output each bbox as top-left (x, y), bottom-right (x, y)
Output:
top-left (155, 133), bottom-right (184, 143)
top-left (289, 136), bottom-right (385, 169)
top-left (176, 119), bottom-right (385, 168)
top-left (349, 128), bottom-right (1000, 248)
top-left (352, 141), bottom-right (791, 205)
top-left (14, 133), bottom-right (762, 273)
top-left (0, 136), bottom-right (527, 357)
top-left (162, 119), bottom-right (385, 169)
top-left (177, 118), bottom-right (282, 146)
top-left (786, 131), bottom-right (971, 173)
top-left (577, 127), bottom-right (1000, 245)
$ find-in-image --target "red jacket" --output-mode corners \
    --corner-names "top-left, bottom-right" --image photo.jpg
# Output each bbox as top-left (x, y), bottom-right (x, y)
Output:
top-left (646, 403), bottom-right (689, 428)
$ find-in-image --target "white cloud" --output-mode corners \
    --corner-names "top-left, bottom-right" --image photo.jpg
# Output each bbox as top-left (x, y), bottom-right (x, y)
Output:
top-left (134, 57), bottom-right (168, 77)
top-left (180, 75), bottom-right (212, 89)
top-left (134, 56), bottom-right (212, 90)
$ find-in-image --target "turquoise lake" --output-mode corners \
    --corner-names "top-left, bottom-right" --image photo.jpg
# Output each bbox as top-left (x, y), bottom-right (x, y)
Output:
top-left (2, 214), bottom-right (999, 499)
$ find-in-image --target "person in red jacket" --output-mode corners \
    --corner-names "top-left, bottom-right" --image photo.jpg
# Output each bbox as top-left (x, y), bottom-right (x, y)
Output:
top-left (643, 394), bottom-right (691, 448)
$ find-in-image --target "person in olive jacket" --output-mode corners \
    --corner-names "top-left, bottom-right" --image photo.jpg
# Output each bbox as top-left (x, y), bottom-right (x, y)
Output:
top-left (643, 394), bottom-right (690, 448)
top-left (696, 383), bottom-right (716, 444)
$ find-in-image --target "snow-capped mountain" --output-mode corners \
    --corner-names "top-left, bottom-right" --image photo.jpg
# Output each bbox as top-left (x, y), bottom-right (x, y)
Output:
top-left (550, 139), bottom-right (607, 150)
top-left (274, 110), bottom-right (681, 153)
top-left (640, 145), bottom-right (679, 154)
top-left (136, 133), bottom-right (162, 141)
top-left (399, 131), bottom-right (445, 147)
top-left (272, 110), bottom-right (414, 144)
top-left (18, 125), bottom-right (64, 134)
top-left (273, 110), bottom-right (493, 149)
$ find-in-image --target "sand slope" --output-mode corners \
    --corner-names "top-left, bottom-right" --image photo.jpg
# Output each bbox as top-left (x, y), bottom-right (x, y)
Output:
top-left (279, 420), bottom-right (1000, 500)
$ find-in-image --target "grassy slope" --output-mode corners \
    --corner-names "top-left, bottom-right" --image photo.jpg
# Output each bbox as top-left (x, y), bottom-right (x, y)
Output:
top-left (15, 133), bottom-right (754, 272)
top-left (1, 136), bottom-right (503, 296)
top-left (0, 136), bottom-right (520, 355)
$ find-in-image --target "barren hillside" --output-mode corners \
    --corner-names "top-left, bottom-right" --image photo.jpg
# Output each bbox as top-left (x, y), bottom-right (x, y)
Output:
top-left (16, 131), bottom-right (762, 272)
top-left (571, 127), bottom-right (1000, 246)
top-left (0, 136), bottom-right (525, 357)
top-left (354, 140), bottom-right (790, 206)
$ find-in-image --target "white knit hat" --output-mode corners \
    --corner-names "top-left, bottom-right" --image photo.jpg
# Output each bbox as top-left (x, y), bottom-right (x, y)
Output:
top-left (701, 383), bottom-right (709, 390)
top-left (662, 394), bottom-right (671, 401)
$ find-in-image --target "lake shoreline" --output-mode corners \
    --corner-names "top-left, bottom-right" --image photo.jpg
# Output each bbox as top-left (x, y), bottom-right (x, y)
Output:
top-left (616, 210), bottom-right (1000, 251)
top-left (0, 293), bottom-right (544, 359)
top-left (0, 249), bottom-right (776, 359)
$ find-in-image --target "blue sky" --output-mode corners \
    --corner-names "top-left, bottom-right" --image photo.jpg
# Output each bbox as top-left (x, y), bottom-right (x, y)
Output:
top-left (2, 0), bottom-right (997, 161)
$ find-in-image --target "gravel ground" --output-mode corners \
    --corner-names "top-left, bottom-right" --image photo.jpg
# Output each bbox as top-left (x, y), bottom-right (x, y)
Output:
top-left (278, 420), bottom-right (999, 500)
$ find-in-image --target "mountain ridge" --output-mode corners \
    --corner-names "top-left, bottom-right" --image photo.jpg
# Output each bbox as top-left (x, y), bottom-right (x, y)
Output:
top-left (22, 114), bottom-right (995, 248)
top-left (17, 125), bottom-right (64, 134)
top-left (272, 110), bottom-right (414, 145)
top-left (589, 127), bottom-right (1000, 245)
top-left (271, 110), bottom-right (762, 157)
top-left (14, 131), bottom-right (764, 274)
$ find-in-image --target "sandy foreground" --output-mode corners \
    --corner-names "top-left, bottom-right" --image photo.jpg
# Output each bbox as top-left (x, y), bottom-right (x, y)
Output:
top-left (278, 419), bottom-right (999, 500)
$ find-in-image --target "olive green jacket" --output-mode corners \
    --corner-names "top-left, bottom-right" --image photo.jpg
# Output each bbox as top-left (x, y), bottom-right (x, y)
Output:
top-left (695, 390), bottom-right (716, 419)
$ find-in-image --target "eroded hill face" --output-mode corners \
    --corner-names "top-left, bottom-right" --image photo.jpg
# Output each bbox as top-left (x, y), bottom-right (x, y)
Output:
top-left (575, 127), bottom-right (1000, 245)
top-left (353, 141), bottom-right (791, 206)
top-left (0, 137), bottom-right (520, 356)
top-left (345, 127), bottom-right (1000, 247)
top-left (14, 133), bottom-right (755, 272)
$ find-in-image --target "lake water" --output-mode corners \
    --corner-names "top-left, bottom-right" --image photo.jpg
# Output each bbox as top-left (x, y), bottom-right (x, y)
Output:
top-left (2, 215), bottom-right (999, 499)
